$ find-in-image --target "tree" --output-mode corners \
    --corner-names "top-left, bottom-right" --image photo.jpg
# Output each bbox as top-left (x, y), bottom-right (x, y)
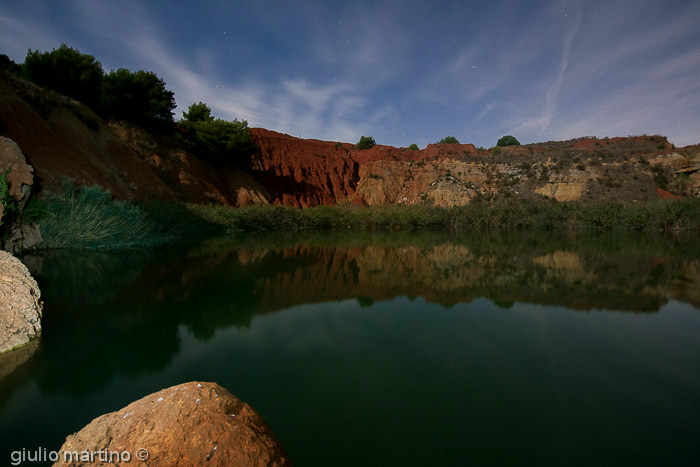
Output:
top-left (178, 102), bottom-right (256, 167)
top-left (438, 136), bottom-right (460, 144)
top-left (356, 136), bottom-right (376, 150)
top-left (408, 143), bottom-right (419, 150)
top-left (23, 44), bottom-right (103, 108)
top-left (0, 54), bottom-right (21, 74)
top-left (99, 68), bottom-right (176, 129)
top-left (497, 135), bottom-right (520, 147)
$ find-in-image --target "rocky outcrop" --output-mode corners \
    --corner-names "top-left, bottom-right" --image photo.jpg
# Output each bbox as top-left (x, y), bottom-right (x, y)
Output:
top-left (0, 251), bottom-right (42, 353)
top-left (0, 136), bottom-right (33, 210)
top-left (54, 381), bottom-right (290, 467)
top-left (0, 136), bottom-right (43, 252)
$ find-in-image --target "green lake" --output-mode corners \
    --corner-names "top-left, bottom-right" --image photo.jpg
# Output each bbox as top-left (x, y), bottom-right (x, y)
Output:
top-left (1, 231), bottom-right (699, 466)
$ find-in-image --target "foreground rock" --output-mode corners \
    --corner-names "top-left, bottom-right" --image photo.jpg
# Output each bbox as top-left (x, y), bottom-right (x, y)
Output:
top-left (54, 382), bottom-right (290, 466)
top-left (0, 251), bottom-right (42, 353)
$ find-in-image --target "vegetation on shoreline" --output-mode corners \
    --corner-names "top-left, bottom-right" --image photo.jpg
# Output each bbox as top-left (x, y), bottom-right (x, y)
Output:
top-left (38, 182), bottom-right (154, 249)
top-left (190, 199), bottom-right (700, 233)
top-left (33, 181), bottom-right (700, 250)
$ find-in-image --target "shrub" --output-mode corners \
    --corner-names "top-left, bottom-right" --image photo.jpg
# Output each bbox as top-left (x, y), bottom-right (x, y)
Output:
top-left (23, 44), bottom-right (103, 109)
top-left (408, 143), bottom-right (419, 150)
top-left (0, 54), bottom-right (21, 74)
top-left (356, 136), bottom-right (376, 150)
top-left (0, 169), bottom-right (16, 225)
top-left (497, 135), bottom-right (520, 146)
top-left (491, 146), bottom-right (502, 155)
top-left (178, 102), bottom-right (256, 167)
top-left (99, 68), bottom-right (175, 129)
top-left (438, 136), bottom-right (459, 144)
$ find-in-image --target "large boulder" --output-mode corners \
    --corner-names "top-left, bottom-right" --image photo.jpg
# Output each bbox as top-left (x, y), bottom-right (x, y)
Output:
top-left (54, 381), bottom-right (291, 466)
top-left (0, 251), bottom-right (42, 353)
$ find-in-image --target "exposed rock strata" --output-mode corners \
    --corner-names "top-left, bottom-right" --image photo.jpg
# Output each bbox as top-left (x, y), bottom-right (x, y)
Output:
top-left (0, 250), bottom-right (42, 353)
top-left (2, 72), bottom-right (699, 208)
top-left (54, 381), bottom-right (290, 467)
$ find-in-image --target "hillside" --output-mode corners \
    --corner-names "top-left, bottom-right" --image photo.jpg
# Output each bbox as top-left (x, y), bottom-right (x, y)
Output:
top-left (1, 71), bottom-right (699, 208)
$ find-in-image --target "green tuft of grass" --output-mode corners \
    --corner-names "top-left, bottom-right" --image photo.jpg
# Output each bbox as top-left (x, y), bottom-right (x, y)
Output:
top-left (39, 180), bottom-right (154, 249)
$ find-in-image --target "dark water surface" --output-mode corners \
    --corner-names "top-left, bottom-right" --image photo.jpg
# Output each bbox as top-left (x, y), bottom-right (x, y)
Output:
top-left (1, 231), bottom-right (699, 466)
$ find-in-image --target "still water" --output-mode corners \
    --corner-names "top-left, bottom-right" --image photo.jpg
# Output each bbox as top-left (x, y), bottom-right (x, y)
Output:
top-left (1, 231), bottom-right (699, 466)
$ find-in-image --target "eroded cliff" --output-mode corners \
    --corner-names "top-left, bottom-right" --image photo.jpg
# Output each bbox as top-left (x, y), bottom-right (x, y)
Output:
top-left (1, 71), bottom-right (699, 208)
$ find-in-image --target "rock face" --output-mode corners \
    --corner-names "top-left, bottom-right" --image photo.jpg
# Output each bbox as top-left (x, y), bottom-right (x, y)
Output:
top-left (0, 251), bottom-right (42, 353)
top-left (0, 136), bottom-right (43, 252)
top-left (54, 381), bottom-right (290, 467)
top-left (0, 136), bottom-right (34, 211)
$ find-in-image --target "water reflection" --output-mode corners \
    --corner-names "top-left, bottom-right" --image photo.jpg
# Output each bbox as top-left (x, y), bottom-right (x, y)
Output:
top-left (3, 231), bottom-right (695, 392)
top-left (1, 230), bottom-right (699, 466)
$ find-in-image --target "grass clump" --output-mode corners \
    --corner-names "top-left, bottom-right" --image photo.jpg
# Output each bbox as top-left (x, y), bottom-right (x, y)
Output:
top-left (39, 181), bottom-right (154, 249)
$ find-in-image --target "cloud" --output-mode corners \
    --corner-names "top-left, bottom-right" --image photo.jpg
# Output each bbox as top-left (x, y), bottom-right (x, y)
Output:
top-left (0, 9), bottom-right (64, 60)
top-left (515, 1), bottom-right (583, 135)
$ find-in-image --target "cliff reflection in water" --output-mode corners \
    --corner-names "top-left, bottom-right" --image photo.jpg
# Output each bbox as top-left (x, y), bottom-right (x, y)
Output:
top-left (34, 230), bottom-right (700, 322)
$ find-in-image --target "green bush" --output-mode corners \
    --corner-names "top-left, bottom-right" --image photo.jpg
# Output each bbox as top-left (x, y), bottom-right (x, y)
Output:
top-left (23, 44), bottom-right (103, 109)
top-left (99, 68), bottom-right (175, 129)
top-left (497, 135), bottom-right (520, 147)
top-left (491, 146), bottom-right (502, 155)
top-left (0, 54), bottom-right (21, 74)
top-left (0, 169), bottom-right (16, 225)
top-left (356, 136), bottom-right (376, 150)
top-left (178, 102), bottom-right (256, 167)
top-left (408, 143), bottom-right (419, 150)
top-left (438, 136), bottom-right (459, 144)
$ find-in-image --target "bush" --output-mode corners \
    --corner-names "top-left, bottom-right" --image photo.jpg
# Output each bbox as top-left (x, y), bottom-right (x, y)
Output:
top-left (0, 169), bottom-right (16, 226)
top-left (491, 146), bottom-right (502, 155)
top-left (497, 135), bottom-right (520, 147)
top-left (408, 143), bottom-right (419, 150)
top-left (356, 136), bottom-right (376, 150)
top-left (178, 102), bottom-right (256, 167)
top-left (23, 44), bottom-right (103, 109)
top-left (99, 68), bottom-right (175, 129)
top-left (0, 54), bottom-right (21, 74)
top-left (438, 136), bottom-right (460, 144)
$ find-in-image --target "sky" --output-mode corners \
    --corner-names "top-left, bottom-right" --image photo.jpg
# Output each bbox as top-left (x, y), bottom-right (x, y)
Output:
top-left (1, 0), bottom-right (699, 148)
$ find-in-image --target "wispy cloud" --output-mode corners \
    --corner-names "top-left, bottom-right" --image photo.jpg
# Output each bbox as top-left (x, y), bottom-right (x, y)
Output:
top-left (0, 9), bottom-right (63, 60)
top-left (515, 1), bottom-right (583, 135)
top-left (2, 0), bottom-right (699, 146)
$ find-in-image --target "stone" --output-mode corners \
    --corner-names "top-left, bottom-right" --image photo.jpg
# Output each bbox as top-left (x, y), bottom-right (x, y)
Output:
top-left (0, 251), bottom-right (42, 353)
top-left (54, 381), bottom-right (291, 467)
top-left (3, 221), bottom-right (43, 254)
top-left (0, 136), bottom-right (34, 211)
